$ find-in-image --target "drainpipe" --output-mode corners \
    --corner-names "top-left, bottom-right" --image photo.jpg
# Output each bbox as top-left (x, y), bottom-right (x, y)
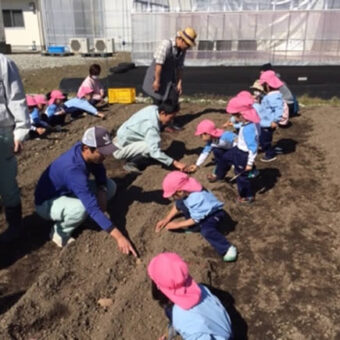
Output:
top-left (36, 0), bottom-right (46, 51)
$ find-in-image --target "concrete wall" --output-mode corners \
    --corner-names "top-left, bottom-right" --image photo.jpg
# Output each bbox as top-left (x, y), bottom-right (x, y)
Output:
top-left (2, 0), bottom-right (42, 50)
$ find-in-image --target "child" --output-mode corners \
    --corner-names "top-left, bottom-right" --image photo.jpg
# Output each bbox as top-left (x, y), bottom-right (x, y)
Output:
top-left (44, 89), bottom-right (66, 127)
top-left (210, 92), bottom-right (260, 203)
top-left (26, 95), bottom-right (49, 138)
top-left (250, 79), bottom-right (265, 104)
top-left (258, 70), bottom-right (284, 162)
top-left (252, 78), bottom-right (289, 129)
top-left (156, 171), bottom-right (237, 262)
top-left (64, 87), bottom-right (105, 119)
top-left (77, 63), bottom-right (106, 108)
top-left (186, 119), bottom-right (237, 176)
top-left (148, 252), bottom-right (233, 340)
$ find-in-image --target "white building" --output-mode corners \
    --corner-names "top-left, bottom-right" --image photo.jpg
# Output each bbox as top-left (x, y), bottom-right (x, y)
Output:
top-left (1, 0), bottom-right (43, 50)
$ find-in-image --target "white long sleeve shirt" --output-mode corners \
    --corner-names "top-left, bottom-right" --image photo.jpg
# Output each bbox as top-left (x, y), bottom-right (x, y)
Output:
top-left (0, 54), bottom-right (30, 141)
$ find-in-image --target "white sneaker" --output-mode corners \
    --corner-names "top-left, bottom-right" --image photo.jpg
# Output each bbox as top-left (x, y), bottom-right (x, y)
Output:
top-left (50, 230), bottom-right (75, 248)
top-left (223, 245), bottom-right (238, 262)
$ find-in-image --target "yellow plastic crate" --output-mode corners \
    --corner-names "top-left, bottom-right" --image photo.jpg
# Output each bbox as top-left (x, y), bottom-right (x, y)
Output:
top-left (108, 88), bottom-right (136, 104)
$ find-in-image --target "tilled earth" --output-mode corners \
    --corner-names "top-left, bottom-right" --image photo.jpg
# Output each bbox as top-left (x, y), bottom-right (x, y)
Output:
top-left (0, 96), bottom-right (339, 339)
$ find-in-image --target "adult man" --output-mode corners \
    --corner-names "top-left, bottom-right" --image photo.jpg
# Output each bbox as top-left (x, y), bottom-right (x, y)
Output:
top-left (0, 54), bottom-right (31, 243)
top-left (142, 27), bottom-right (197, 104)
top-left (113, 100), bottom-right (187, 173)
top-left (34, 126), bottom-right (136, 256)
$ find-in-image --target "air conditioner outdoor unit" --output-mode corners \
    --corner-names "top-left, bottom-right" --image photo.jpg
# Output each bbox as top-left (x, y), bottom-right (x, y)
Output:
top-left (69, 38), bottom-right (89, 53)
top-left (94, 38), bottom-right (115, 53)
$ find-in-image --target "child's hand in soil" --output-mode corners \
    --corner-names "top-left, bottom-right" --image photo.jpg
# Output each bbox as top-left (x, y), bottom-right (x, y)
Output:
top-left (155, 218), bottom-right (169, 232)
top-left (184, 164), bottom-right (197, 173)
top-left (165, 221), bottom-right (181, 230)
top-left (97, 112), bottom-right (105, 120)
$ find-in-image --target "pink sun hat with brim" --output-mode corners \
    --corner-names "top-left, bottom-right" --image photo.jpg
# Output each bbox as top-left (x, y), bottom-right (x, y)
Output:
top-left (34, 94), bottom-right (48, 105)
top-left (48, 89), bottom-right (65, 105)
top-left (26, 95), bottom-right (36, 107)
top-left (162, 171), bottom-right (202, 198)
top-left (226, 94), bottom-right (260, 123)
top-left (259, 70), bottom-right (284, 89)
top-left (236, 90), bottom-right (254, 101)
top-left (77, 86), bottom-right (93, 99)
top-left (148, 252), bottom-right (202, 310)
top-left (195, 119), bottom-right (224, 138)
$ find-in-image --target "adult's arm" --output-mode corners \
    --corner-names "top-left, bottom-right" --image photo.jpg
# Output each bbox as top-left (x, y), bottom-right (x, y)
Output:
top-left (3, 57), bottom-right (30, 142)
top-left (67, 169), bottom-right (112, 231)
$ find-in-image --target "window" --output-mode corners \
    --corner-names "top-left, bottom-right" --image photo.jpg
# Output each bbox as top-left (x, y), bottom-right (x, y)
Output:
top-left (2, 10), bottom-right (24, 28)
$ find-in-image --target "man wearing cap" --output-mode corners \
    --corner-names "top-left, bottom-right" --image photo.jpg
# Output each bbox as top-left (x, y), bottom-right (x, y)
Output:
top-left (34, 126), bottom-right (137, 256)
top-left (142, 27), bottom-right (197, 105)
top-left (0, 54), bottom-right (31, 243)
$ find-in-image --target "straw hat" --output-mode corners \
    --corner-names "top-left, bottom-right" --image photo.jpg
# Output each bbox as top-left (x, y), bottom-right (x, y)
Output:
top-left (178, 27), bottom-right (197, 47)
top-left (250, 80), bottom-right (264, 93)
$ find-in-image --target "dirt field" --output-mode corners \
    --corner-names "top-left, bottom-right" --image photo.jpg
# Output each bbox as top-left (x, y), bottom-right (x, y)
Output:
top-left (0, 60), bottom-right (340, 340)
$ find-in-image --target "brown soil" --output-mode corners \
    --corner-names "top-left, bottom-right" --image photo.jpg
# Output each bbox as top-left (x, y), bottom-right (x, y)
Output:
top-left (0, 66), bottom-right (340, 339)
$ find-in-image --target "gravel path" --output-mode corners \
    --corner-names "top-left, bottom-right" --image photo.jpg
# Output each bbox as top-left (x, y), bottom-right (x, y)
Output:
top-left (5, 53), bottom-right (126, 71)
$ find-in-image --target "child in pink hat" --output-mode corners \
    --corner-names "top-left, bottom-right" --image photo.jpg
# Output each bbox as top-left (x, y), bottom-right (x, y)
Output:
top-left (209, 92), bottom-right (260, 203)
top-left (148, 252), bottom-right (233, 340)
top-left (26, 95), bottom-right (49, 138)
top-left (44, 89), bottom-right (66, 127)
top-left (64, 86), bottom-right (105, 120)
top-left (185, 119), bottom-right (237, 178)
top-left (156, 171), bottom-right (237, 262)
top-left (257, 70), bottom-right (284, 162)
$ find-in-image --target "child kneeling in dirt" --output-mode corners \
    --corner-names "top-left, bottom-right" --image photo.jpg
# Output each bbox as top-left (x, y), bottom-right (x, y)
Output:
top-left (64, 87), bottom-right (105, 120)
top-left (43, 89), bottom-right (67, 127)
top-left (148, 252), bottom-right (233, 340)
top-left (185, 119), bottom-right (237, 177)
top-left (156, 171), bottom-right (237, 262)
top-left (211, 91), bottom-right (260, 204)
top-left (26, 95), bottom-right (49, 138)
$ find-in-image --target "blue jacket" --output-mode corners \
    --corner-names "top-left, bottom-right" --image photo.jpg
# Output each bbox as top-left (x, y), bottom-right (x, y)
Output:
top-left (196, 131), bottom-right (237, 167)
top-left (64, 98), bottom-right (98, 116)
top-left (181, 191), bottom-right (224, 223)
top-left (171, 284), bottom-right (233, 340)
top-left (34, 142), bottom-right (112, 231)
top-left (258, 91), bottom-right (283, 127)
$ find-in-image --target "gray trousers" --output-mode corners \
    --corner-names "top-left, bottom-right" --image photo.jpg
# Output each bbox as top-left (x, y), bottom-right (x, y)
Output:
top-left (36, 179), bottom-right (116, 238)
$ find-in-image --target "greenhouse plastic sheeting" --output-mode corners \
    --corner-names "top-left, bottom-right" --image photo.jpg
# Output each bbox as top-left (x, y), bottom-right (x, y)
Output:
top-left (131, 1), bottom-right (340, 65)
top-left (41, 0), bottom-right (133, 51)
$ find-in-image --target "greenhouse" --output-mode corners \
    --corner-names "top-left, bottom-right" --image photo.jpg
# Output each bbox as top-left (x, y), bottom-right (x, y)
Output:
top-left (40, 0), bottom-right (340, 65)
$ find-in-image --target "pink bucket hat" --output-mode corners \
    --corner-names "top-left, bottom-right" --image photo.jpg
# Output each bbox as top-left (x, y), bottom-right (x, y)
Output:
top-left (34, 94), bottom-right (48, 105)
top-left (237, 90), bottom-right (254, 101)
top-left (49, 89), bottom-right (65, 105)
top-left (259, 70), bottom-right (283, 89)
top-left (195, 119), bottom-right (223, 138)
top-left (148, 252), bottom-right (201, 310)
top-left (78, 86), bottom-right (93, 99)
top-left (162, 171), bottom-right (202, 198)
top-left (226, 93), bottom-right (260, 123)
top-left (26, 95), bottom-right (36, 107)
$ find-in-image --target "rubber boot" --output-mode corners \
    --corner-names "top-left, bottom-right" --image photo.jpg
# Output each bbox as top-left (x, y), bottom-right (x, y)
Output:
top-left (0, 204), bottom-right (22, 243)
top-left (128, 155), bottom-right (151, 171)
